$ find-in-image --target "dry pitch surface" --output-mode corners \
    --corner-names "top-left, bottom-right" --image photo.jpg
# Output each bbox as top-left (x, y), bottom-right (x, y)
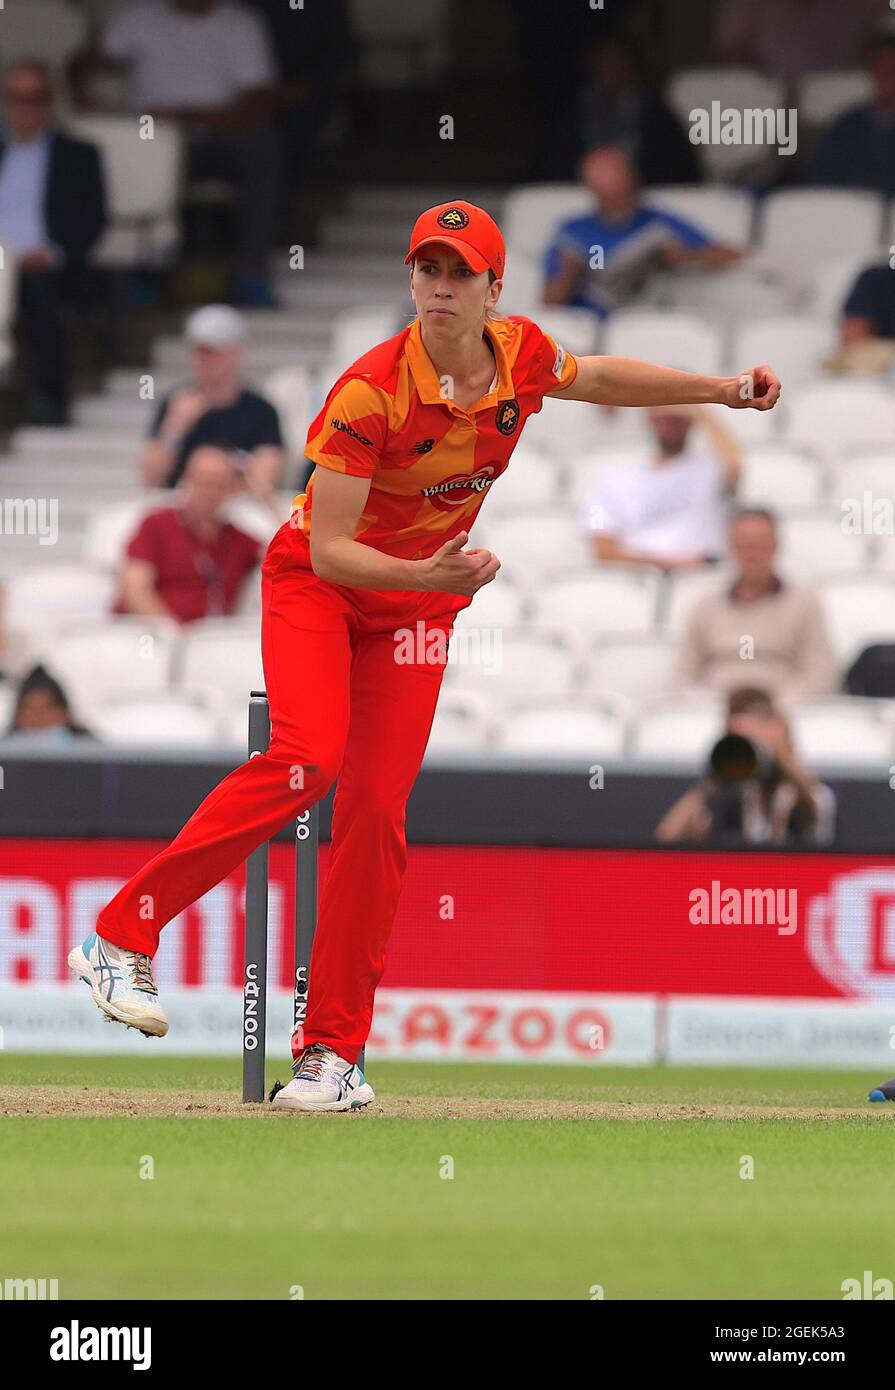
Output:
top-left (0, 1084), bottom-right (887, 1122)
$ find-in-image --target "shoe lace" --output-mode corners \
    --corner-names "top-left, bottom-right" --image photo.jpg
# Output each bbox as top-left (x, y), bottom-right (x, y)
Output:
top-left (295, 1043), bottom-right (330, 1081)
top-left (128, 953), bottom-right (156, 995)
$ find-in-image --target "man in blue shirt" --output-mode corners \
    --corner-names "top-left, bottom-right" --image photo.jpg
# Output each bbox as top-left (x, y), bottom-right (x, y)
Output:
top-left (544, 146), bottom-right (741, 318)
top-left (0, 63), bottom-right (105, 423)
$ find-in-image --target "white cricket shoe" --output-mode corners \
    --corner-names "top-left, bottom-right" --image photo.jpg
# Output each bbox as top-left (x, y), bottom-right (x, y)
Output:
top-left (67, 932), bottom-right (168, 1038)
top-left (270, 1043), bottom-right (374, 1113)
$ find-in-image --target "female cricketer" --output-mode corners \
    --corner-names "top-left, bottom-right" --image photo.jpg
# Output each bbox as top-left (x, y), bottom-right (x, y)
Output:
top-left (68, 200), bottom-right (781, 1111)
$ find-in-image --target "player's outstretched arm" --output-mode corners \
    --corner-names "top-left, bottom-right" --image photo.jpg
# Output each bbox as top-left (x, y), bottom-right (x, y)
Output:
top-left (547, 357), bottom-right (781, 411)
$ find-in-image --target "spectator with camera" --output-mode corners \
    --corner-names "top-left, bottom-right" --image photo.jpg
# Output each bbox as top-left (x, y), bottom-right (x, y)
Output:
top-left (656, 687), bottom-right (836, 846)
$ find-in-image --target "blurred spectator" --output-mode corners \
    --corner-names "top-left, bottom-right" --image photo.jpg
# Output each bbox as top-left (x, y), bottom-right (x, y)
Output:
top-left (5, 665), bottom-right (94, 741)
top-left (587, 405), bottom-right (740, 571)
top-left (674, 509), bottom-right (836, 700)
top-left (73, 0), bottom-right (282, 305)
top-left (140, 304), bottom-right (284, 494)
top-left (656, 687), bottom-right (836, 845)
top-left (543, 147), bottom-right (740, 318)
top-left (824, 262), bottom-right (895, 373)
top-left (0, 61), bottom-right (106, 424)
top-left (805, 33), bottom-right (895, 196)
top-left (842, 264), bottom-right (895, 344)
top-left (715, 0), bottom-right (887, 85)
top-left (116, 443), bottom-right (262, 625)
top-left (577, 37), bottom-right (700, 185)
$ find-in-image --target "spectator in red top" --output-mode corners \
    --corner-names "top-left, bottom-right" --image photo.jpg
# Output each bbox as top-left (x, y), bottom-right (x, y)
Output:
top-left (115, 443), bottom-right (261, 626)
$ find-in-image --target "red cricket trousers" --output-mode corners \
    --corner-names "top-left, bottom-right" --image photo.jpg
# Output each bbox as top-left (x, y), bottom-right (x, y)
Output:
top-left (98, 519), bottom-right (467, 1062)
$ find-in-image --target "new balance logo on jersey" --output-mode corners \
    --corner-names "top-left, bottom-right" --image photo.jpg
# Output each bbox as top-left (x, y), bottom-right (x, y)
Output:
top-left (330, 418), bottom-right (375, 448)
top-left (409, 438), bottom-right (435, 455)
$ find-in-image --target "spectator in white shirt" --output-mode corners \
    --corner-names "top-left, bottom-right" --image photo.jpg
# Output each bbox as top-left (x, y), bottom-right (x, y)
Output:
top-left (73, 0), bottom-right (281, 306)
top-left (586, 405), bottom-right (740, 571)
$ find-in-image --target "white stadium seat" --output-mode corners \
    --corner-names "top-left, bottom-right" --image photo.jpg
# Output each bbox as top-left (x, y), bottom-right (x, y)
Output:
top-left (584, 634), bottom-right (675, 703)
top-left (829, 452), bottom-right (895, 510)
top-left (729, 317), bottom-right (834, 388)
top-left (481, 446), bottom-right (566, 517)
top-left (644, 185), bottom-right (755, 248)
top-left (42, 619), bottom-right (178, 711)
top-left (5, 566), bottom-right (117, 636)
top-left (779, 512), bottom-right (871, 577)
top-left (603, 310), bottom-right (722, 374)
top-left (662, 567), bottom-right (735, 635)
top-left (178, 620), bottom-right (264, 709)
top-left (788, 699), bottom-right (892, 770)
top-left (88, 693), bottom-right (219, 748)
top-left (758, 190), bottom-right (884, 274)
top-left (521, 393), bottom-right (631, 457)
top-left (816, 577), bottom-right (895, 664)
top-left (495, 698), bottom-right (628, 757)
top-left (450, 577), bottom-right (527, 634)
top-left (664, 69), bottom-right (786, 180)
top-left (566, 443), bottom-right (653, 511)
top-left (425, 690), bottom-right (494, 756)
top-left (529, 567), bottom-right (660, 650)
top-left (534, 306), bottom-right (598, 358)
top-left (330, 305), bottom-right (403, 372)
top-left (502, 183), bottom-right (594, 263)
top-left (737, 445), bottom-right (825, 512)
top-left (446, 630), bottom-right (578, 706)
top-left (803, 252), bottom-right (876, 323)
top-left (82, 494), bottom-right (172, 570)
top-left (785, 381), bottom-right (895, 460)
top-left (0, 681), bottom-right (15, 733)
top-left (796, 70), bottom-right (873, 126)
top-left (498, 257), bottom-right (543, 317)
top-left (632, 699), bottom-right (722, 763)
top-left (66, 115), bottom-right (183, 267)
top-left (263, 366), bottom-right (316, 468)
top-left (483, 506), bottom-right (591, 574)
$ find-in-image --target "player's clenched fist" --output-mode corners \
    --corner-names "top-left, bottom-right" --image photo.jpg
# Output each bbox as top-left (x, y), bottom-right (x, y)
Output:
top-left (416, 531), bottom-right (501, 595)
top-left (720, 363), bottom-right (782, 411)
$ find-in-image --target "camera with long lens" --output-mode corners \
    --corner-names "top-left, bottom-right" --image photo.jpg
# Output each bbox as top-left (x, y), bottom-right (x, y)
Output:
top-left (704, 733), bottom-right (780, 839)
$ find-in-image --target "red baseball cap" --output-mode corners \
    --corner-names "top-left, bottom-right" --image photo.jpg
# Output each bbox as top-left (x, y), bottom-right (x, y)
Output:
top-left (405, 200), bottom-right (505, 278)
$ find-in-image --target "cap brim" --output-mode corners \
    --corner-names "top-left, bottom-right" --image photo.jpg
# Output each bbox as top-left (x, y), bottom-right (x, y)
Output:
top-left (405, 235), bottom-right (490, 274)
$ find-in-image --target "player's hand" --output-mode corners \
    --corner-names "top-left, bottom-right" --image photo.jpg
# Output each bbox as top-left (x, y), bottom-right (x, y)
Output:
top-left (163, 388), bottom-right (208, 435)
top-left (720, 364), bottom-right (781, 411)
top-left (416, 532), bottom-right (501, 596)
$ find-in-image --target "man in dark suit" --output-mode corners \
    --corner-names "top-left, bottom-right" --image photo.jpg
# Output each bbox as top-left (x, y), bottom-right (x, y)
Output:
top-left (0, 62), bottom-right (106, 423)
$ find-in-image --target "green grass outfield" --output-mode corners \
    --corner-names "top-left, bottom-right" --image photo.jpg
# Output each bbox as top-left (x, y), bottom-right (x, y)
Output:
top-left (0, 1054), bottom-right (892, 1300)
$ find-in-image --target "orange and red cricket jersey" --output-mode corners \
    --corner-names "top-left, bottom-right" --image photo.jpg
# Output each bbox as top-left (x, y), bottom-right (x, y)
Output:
top-left (294, 315), bottom-right (579, 560)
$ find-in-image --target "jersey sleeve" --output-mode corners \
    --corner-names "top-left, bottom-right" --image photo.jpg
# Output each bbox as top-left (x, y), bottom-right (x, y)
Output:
top-left (124, 512), bottom-right (161, 566)
top-left (528, 323), bottom-right (580, 397)
top-left (304, 377), bottom-right (389, 479)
